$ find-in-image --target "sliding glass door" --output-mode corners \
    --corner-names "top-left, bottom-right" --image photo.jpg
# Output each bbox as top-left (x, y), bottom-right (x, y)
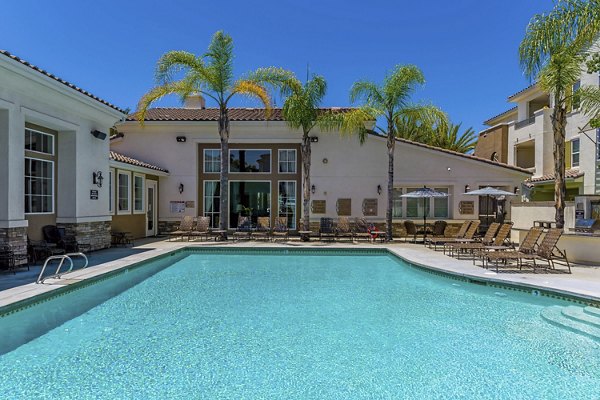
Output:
top-left (229, 181), bottom-right (271, 228)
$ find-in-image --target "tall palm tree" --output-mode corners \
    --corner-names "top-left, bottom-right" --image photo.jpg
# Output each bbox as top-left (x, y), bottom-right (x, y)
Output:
top-left (342, 65), bottom-right (448, 241)
top-left (429, 123), bottom-right (477, 153)
top-left (274, 73), bottom-right (337, 231)
top-left (136, 31), bottom-right (291, 230)
top-left (519, 1), bottom-right (600, 228)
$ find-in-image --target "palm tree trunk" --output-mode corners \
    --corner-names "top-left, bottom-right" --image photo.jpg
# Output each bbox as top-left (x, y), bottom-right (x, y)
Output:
top-left (301, 132), bottom-right (311, 231)
top-left (219, 107), bottom-right (230, 231)
top-left (551, 101), bottom-right (567, 229)
top-left (386, 121), bottom-right (395, 241)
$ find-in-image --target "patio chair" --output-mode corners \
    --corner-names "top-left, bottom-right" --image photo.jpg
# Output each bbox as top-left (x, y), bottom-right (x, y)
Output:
top-left (467, 222), bottom-right (514, 262)
top-left (442, 220), bottom-right (480, 254)
top-left (189, 216), bottom-right (211, 241)
top-left (487, 228), bottom-right (570, 273)
top-left (233, 216), bottom-right (252, 241)
top-left (0, 244), bottom-right (29, 273)
top-left (353, 218), bottom-right (372, 242)
top-left (478, 226), bottom-right (542, 268)
top-left (42, 225), bottom-right (79, 252)
top-left (336, 217), bottom-right (354, 241)
top-left (251, 217), bottom-right (271, 241)
top-left (403, 221), bottom-right (427, 243)
top-left (168, 215), bottom-right (194, 241)
top-left (448, 222), bottom-right (500, 258)
top-left (431, 221), bottom-right (447, 238)
top-left (271, 217), bottom-right (289, 241)
top-left (427, 220), bottom-right (471, 250)
top-left (319, 218), bottom-right (336, 242)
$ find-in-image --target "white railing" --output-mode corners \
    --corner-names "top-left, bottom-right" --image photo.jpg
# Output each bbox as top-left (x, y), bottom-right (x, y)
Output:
top-left (36, 252), bottom-right (89, 284)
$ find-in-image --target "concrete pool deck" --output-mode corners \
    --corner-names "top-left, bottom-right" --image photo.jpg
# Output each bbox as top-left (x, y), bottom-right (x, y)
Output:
top-left (1, 238), bottom-right (599, 310)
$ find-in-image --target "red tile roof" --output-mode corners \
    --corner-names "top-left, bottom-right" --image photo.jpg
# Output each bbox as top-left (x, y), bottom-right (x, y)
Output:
top-left (0, 50), bottom-right (126, 114)
top-left (507, 82), bottom-right (539, 100)
top-left (127, 107), bottom-right (354, 122)
top-left (525, 168), bottom-right (584, 186)
top-left (483, 106), bottom-right (517, 126)
top-left (109, 151), bottom-right (169, 173)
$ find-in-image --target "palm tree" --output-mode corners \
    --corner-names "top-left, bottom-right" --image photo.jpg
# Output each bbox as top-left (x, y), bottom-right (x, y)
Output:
top-left (342, 65), bottom-right (448, 241)
top-left (429, 123), bottom-right (477, 153)
top-left (136, 31), bottom-right (291, 230)
top-left (519, 1), bottom-right (600, 228)
top-left (274, 73), bottom-right (337, 231)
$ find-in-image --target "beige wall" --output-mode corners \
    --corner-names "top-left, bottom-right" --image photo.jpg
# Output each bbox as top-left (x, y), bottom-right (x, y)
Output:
top-left (473, 125), bottom-right (508, 163)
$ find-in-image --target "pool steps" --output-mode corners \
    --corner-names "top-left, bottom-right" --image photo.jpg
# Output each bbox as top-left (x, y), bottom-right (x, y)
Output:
top-left (541, 305), bottom-right (600, 341)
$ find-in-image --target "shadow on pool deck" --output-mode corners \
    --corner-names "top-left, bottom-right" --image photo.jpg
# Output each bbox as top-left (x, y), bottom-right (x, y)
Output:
top-left (0, 238), bottom-right (166, 292)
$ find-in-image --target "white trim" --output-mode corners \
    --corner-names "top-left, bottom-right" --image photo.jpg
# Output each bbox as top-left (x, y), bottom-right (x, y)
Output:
top-left (24, 156), bottom-right (54, 215)
top-left (109, 169), bottom-right (115, 215)
top-left (133, 173), bottom-right (145, 214)
top-left (277, 180), bottom-right (297, 229)
top-left (203, 148), bottom-right (221, 173)
top-left (0, 220), bottom-right (29, 229)
top-left (571, 137), bottom-right (580, 167)
top-left (56, 216), bottom-right (112, 223)
top-left (21, 106), bottom-right (80, 131)
top-left (116, 170), bottom-right (131, 215)
top-left (145, 179), bottom-right (158, 237)
top-left (228, 149), bottom-right (272, 174)
top-left (25, 128), bottom-right (55, 156)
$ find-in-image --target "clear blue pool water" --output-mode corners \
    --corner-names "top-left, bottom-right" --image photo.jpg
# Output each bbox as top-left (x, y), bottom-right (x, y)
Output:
top-left (0, 251), bottom-right (598, 399)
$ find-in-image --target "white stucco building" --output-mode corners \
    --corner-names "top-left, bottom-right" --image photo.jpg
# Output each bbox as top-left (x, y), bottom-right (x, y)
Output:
top-left (113, 98), bottom-right (530, 236)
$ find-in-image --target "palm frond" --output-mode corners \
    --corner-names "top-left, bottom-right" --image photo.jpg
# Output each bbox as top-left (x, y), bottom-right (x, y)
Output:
top-left (337, 107), bottom-right (377, 144)
top-left (246, 67), bottom-right (301, 98)
top-left (155, 50), bottom-right (207, 84)
top-left (383, 65), bottom-right (425, 111)
top-left (394, 104), bottom-right (448, 142)
top-left (136, 80), bottom-right (195, 124)
top-left (579, 85), bottom-right (600, 127)
top-left (349, 80), bottom-right (385, 109)
top-left (230, 79), bottom-right (271, 116)
top-left (538, 49), bottom-right (583, 103)
top-left (429, 123), bottom-right (477, 153)
top-left (204, 31), bottom-right (235, 97)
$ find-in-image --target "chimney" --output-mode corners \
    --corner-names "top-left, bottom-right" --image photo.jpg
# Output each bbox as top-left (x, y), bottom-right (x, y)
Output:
top-left (183, 93), bottom-right (206, 109)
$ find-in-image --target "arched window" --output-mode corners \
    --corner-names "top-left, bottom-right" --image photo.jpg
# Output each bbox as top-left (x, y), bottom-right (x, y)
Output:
top-left (491, 152), bottom-right (499, 162)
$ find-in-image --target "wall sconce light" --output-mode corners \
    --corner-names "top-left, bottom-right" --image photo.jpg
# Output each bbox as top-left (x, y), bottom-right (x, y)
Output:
top-left (514, 186), bottom-right (519, 194)
top-left (311, 184), bottom-right (316, 194)
top-left (310, 137), bottom-right (319, 143)
top-left (90, 129), bottom-right (107, 140)
top-left (92, 171), bottom-right (104, 188)
top-left (377, 184), bottom-right (382, 195)
top-left (178, 183), bottom-right (184, 194)
top-left (176, 136), bottom-right (186, 143)
top-left (464, 184), bottom-right (471, 193)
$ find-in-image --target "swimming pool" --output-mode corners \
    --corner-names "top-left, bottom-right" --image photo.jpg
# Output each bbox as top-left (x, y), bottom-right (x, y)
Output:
top-left (0, 249), bottom-right (598, 398)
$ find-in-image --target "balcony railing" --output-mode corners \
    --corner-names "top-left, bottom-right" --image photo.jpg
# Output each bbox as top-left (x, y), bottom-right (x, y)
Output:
top-left (515, 115), bottom-right (536, 130)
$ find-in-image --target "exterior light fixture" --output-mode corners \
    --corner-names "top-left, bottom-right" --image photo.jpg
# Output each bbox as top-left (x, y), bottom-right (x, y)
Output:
top-left (311, 184), bottom-right (316, 194)
top-left (176, 136), bottom-right (186, 143)
top-left (92, 171), bottom-right (104, 188)
top-left (90, 129), bottom-right (107, 140)
top-left (310, 137), bottom-right (319, 143)
top-left (465, 184), bottom-right (471, 193)
top-left (377, 184), bottom-right (382, 195)
top-left (178, 183), bottom-right (184, 194)
top-left (514, 186), bottom-right (519, 194)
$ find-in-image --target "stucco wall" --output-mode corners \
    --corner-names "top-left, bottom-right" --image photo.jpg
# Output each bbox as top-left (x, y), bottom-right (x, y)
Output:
top-left (473, 125), bottom-right (508, 163)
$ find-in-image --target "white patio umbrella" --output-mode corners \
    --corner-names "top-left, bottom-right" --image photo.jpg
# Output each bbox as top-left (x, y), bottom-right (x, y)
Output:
top-left (464, 186), bottom-right (516, 224)
top-left (400, 186), bottom-right (449, 241)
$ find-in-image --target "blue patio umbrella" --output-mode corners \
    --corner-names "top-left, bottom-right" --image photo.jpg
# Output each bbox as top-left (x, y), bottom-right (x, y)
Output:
top-left (400, 186), bottom-right (449, 241)
top-left (464, 186), bottom-right (516, 224)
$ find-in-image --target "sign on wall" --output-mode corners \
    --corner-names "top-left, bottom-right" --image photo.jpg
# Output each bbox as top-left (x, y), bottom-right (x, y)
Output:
top-left (336, 199), bottom-right (351, 216)
top-left (459, 201), bottom-right (474, 215)
top-left (311, 200), bottom-right (326, 214)
top-left (170, 201), bottom-right (185, 213)
top-left (90, 190), bottom-right (98, 200)
top-left (185, 201), bottom-right (195, 208)
top-left (362, 198), bottom-right (378, 216)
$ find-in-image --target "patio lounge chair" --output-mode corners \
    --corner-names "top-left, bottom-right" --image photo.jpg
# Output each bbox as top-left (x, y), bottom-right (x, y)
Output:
top-left (442, 220), bottom-right (480, 254)
top-left (233, 216), bottom-right (252, 241)
top-left (319, 218), bottom-right (336, 241)
top-left (169, 215), bottom-right (194, 241)
top-left (403, 221), bottom-right (427, 243)
top-left (466, 222), bottom-right (514, 262)
top-left (353, 218), bottom-right (372, 242)
top-left (486, 228), bottom-right (570, 273)
top-left (478, 226), bottom-right (542, 268)
top-left (448, 222), bottom-right (500, 258)
top-left (431, 221), bottom-right (447, 238)
top-left (271, 217), bottom-right (289, 241)
top-left (336, 217), bottom-right (354, 241)
top-left (189, 216), bottom-right (211, 241)
top-left (0, 244), bottom-right (29, 273)
top-left (42, 225), bottom-right (80, 252)
top-left (251, 217), bottom-right (271, 241)
top-left (426, 220), bottom-right (471, 250)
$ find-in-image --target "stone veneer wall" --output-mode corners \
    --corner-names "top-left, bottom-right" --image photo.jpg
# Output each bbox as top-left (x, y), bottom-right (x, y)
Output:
top-left (159, 220), bottom-right (180, 235)
top-left (0, 226), bottom-right (28, 265)
top-left (58, 221), bottom-right (111, 251)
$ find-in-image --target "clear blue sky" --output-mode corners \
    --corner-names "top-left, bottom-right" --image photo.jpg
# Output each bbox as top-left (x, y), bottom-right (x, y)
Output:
top-left (2, 0), bottom-right (551, 132)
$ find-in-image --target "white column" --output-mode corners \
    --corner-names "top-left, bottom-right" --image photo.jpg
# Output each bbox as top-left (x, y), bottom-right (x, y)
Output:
top-left (0, 106), bottom-right (27, 228)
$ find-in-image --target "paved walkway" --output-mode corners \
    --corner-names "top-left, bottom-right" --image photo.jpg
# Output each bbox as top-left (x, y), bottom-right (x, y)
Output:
top-left (1, 238), bottom-right (599, 309)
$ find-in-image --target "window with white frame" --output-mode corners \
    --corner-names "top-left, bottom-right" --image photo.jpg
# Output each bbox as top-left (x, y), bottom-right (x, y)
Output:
top-left (392, 187), bottom-right (449, 219)
top-left (203, 180), bottom-right (220, 228)
top-left (572, 80), bottom-right (581, 110)
top-left (25, 128), bottom-right (54, 155)
top-left (109, 169), bottom-right (115, 215)
top-left (204, 149), bottom-right (221, 173)
top-left (278, 181), bottom-right (296, 229)
top-left (572, 138), bottom-right (580, 167)
top-left (24, 157), bottom-right (53, 214)
top-left (133, 174), bottom-right (145, 213)
top-left (230, 149), bottom-right (271, 173)
top-left (597, 129), bottom-right (600, 161)
top-left (278, 149), bottom-right (297, 173)
top-left (117, 171), bottom-right (131, 214)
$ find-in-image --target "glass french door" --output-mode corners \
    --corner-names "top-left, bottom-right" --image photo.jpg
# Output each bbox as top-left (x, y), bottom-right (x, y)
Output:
top-left (146, 180), bottom-right (157, 236)
top-left (229, 181), bottom-right (271, 228)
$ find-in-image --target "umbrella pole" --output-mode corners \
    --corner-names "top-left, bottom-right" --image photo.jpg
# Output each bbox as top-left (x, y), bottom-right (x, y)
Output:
top-left (423, 197), bottom-right (427, 243)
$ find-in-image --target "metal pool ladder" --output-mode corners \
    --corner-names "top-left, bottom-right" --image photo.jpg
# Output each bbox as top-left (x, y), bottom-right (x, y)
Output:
top-left (36, 252), bottom-right (89, 284)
